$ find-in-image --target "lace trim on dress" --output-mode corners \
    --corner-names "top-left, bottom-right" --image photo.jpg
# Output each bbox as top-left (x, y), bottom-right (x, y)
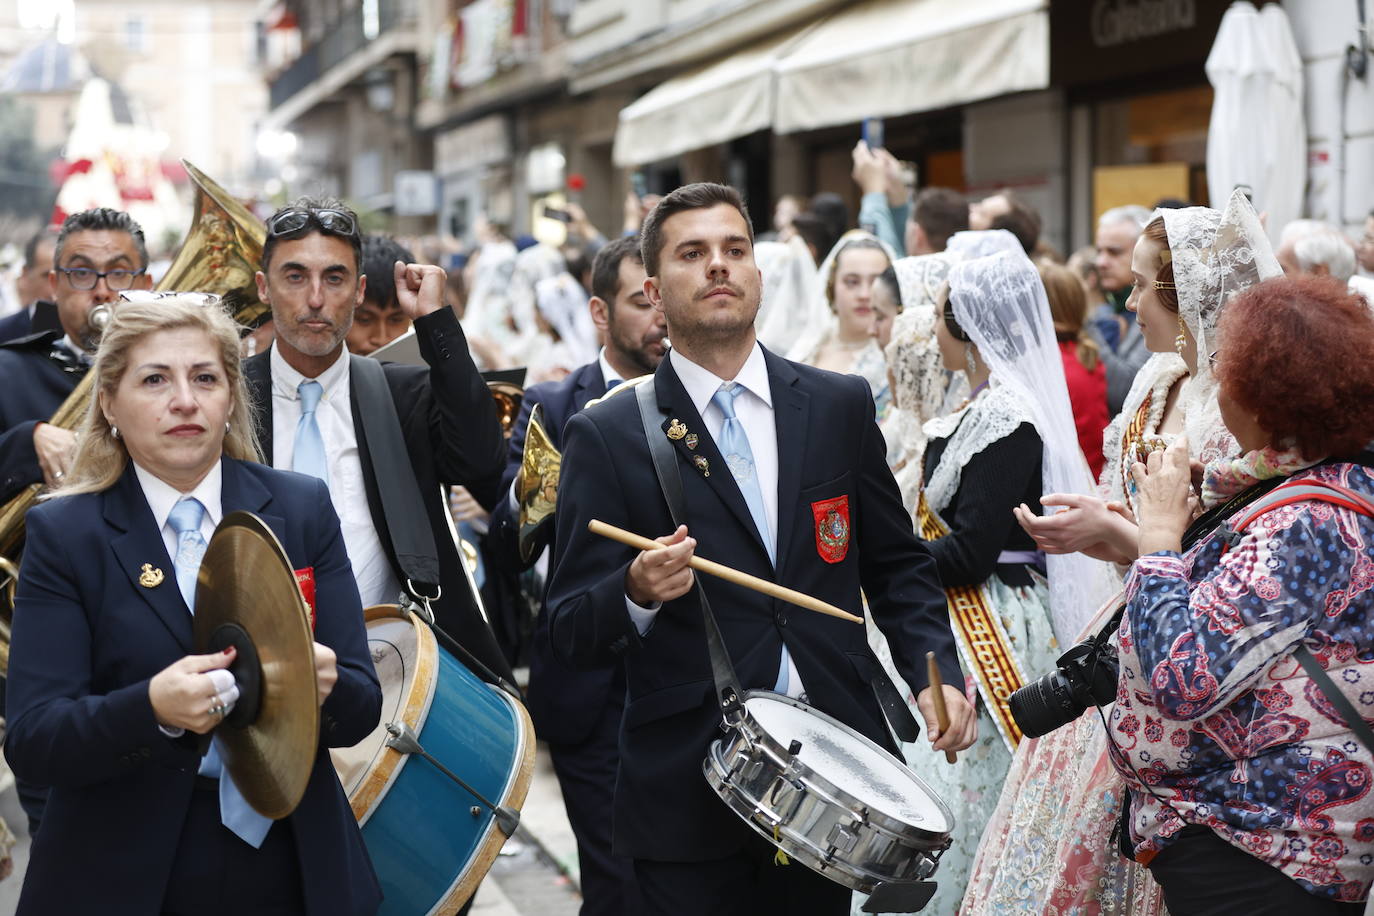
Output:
top-left (922, 383), bottom-right (1036, 514)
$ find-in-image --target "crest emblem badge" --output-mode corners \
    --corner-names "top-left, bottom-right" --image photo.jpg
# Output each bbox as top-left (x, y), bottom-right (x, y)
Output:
top-left (693, 454), bottom-right (711, 477)
top-left (685, 433), bottom-right (699, 450)
top-left (138, 564), bottom-right (164, 588)
top-left (810, 496), bottom-right (850, 564)
top-left (667, 419), bottom-right (688, 440)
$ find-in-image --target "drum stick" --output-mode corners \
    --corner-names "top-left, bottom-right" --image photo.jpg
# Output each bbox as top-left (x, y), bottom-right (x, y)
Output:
top-left (588, 519), bottom-right (863, 625)
top-left (927, 651), bottom-right (957, 764)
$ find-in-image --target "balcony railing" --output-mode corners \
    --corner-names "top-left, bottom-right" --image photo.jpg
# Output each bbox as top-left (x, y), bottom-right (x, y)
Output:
top-left (269, 0), bottom-right (415, 111)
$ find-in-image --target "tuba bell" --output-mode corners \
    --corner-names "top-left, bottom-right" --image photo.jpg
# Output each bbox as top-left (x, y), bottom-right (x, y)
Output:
top-left (512, 375), bottom-right (649, 564)
top-left (0, 160), bottom-right (268, 672)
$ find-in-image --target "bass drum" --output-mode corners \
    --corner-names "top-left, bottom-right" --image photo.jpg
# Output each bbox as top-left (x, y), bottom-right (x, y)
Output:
top-left (332, 605), bottom-right (536, 914)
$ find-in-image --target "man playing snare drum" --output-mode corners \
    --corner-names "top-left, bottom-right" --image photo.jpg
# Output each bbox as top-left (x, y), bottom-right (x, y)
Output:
top-left (547, 183), bottom-right (976, 915)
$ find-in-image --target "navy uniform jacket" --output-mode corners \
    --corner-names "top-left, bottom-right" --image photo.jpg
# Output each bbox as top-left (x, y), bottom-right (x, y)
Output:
top-left (0, 331), bottom-right (82, 502)
top-left (244, 307), bottom-right (514, 685)
top-left (489, 360), bottom-right (616, 744)
top-left (546, 348), bottom-right (962, 862)
top-left (4, 457), bottom-right (383, 915)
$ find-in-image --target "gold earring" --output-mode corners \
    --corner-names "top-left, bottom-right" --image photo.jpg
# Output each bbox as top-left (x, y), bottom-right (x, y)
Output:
top-left (1174, 316), bottom-right (1187, 356)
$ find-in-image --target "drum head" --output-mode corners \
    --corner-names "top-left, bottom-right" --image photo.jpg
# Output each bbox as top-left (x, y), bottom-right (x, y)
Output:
top-left (745, 694), bottom-right (950, 832)
top-left (330, 605), bottom-right (435, 823)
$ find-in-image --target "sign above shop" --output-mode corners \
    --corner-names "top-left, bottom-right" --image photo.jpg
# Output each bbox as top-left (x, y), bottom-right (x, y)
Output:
top-left (1051, 0), bottom-right (1277, 87)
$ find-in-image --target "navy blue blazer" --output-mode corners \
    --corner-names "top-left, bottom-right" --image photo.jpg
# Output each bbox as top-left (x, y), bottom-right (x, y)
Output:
top-left (0, 331), bottom-right (82, 502)
top-left (0, 301), bottom-right (60, 345)
top-left (546, 348), bottom-right (963, 862)
top-left (489, 360), bottom-right (615, 744)
top-left (0, 309), bottom-right (30, 344)
top-left (4, 457), bottom-right (383, 916)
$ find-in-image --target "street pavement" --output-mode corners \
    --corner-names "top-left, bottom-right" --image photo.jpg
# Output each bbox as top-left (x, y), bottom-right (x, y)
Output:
top-left (0, 738), bottom-right (583, 915)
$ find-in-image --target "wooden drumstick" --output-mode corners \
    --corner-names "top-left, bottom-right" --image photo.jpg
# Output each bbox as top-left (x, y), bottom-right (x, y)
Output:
top-left (927, 651), bottom-right (957, 763)
top-left (588, 519), bottom-right (863, 624)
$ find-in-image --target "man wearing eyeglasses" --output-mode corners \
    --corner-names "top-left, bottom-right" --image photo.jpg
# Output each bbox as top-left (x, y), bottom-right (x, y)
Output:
top-left (244, 197), bottom-right (515, 687)
top-left (0, 208), bottom-right (151, 505)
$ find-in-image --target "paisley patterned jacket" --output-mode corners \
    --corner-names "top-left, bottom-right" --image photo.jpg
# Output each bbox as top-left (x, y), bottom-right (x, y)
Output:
top-left (1108, 461), bottom-right (1374, 904)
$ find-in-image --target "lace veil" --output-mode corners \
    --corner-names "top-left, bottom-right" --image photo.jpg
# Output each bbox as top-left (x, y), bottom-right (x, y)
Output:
top-left (785, 229), bottom-right (898, 364)
top-left (1164, 190), bottom-right (1282, 470)
top-left (948, 250), bottom-right (1121, 644)
top-left (945, 229), bottom-right (1025, 262)
top-left (755, 236), bottom-right (820, 355)
top-left (887, 254), bottom-right (955, 429)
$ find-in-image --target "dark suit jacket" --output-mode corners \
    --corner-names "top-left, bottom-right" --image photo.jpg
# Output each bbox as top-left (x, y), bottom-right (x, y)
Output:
top-left (4, 458), bottom-right (383, 916)
top-left (0, 301), bottom-right (60, 345)
top-left (0, 331), bottom-right (83, 502)
top-left (244, 307), bottom-right (514, 684)
top-left (489, 360), bottom-right (617, 744)
top-left (546, 348), bottom-right (962, 862)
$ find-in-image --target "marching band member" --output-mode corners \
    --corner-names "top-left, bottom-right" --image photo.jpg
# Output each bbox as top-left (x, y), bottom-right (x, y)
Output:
top-left (5, 295), bottom-right (380, 915)
top-left (546, 183), bottom-right (975, 915)
top-left (488, 233), bottom-right (665, 915)
top-left (245, 199), bottom-right (514, 685)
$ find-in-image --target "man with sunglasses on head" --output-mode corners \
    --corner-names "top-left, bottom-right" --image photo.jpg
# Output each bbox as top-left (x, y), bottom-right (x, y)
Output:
top-left (0, 208), bottom-right (152, 505)
top-left (244, 197), bottom-right (515, 686)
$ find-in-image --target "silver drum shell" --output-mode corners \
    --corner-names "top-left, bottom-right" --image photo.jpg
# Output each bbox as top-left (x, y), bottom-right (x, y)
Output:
top-left (703, 691), bottom-right (953, 894)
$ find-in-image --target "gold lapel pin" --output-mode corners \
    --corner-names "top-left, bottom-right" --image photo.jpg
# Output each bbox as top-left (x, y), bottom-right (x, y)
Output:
top-left (138, 564), bottom-right (165, 588)
top-left (685, 432), bottom-right (699, 450)
top-left (667, 419), bottom-right (688, 441)
top-left (693, 454), bottom-right (710, 477)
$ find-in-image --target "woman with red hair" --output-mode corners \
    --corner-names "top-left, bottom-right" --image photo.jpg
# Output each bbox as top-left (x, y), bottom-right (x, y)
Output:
top-left (1115, 274), bottom-right (1374, 913)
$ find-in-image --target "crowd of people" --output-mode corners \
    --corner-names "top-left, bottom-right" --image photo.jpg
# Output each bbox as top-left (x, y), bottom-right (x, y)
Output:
top-left (0, 142), bottom-right (1370, 916)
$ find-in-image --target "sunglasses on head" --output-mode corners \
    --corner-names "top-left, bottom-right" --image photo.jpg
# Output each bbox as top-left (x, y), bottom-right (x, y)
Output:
top-left (266, 207), bottom-right (358, 240)
top-left (119, 290), bottom-right (224, 307)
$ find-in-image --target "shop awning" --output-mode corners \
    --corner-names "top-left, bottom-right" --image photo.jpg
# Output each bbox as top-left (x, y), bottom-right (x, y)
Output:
top-left (612, 26), bottom-right (815, 168)
top-left (611, 0), bottom-right (1049, 166)
top-left (773, 0), bottom-right (1049, 134)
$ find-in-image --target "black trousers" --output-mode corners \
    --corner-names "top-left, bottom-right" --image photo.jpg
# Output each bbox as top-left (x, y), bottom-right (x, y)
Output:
top-left (548, 689), bottom-right (639, 915)
top-left (1148, 825), bottom-right (1364, 916)
top-left (161, 781), bottom-right (305, 916)
top-left (633, 830), bottom-right (851, 916)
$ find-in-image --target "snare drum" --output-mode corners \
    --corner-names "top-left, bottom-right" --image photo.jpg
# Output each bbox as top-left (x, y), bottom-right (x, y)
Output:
top-left (332, 605), bottom-right (536, 915)
top-left (705, 691), bottom-right (952, 896)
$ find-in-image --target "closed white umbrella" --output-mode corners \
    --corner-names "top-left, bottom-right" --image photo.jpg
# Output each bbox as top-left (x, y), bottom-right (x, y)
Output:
top-left (1205, 1), bottom-right (1305, 243)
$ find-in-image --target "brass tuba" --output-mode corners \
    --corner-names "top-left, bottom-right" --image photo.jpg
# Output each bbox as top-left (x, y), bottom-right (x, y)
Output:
top-left (0, 160), bottom-right (268, 671)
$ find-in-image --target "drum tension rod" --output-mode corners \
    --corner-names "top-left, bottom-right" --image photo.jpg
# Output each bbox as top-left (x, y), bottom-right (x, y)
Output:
top-left (385, 721), bottom-right (522, 837)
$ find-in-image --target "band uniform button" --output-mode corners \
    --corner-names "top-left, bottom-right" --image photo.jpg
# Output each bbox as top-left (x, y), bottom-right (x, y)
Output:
top-left (775, 610), bottom-right (788, 627)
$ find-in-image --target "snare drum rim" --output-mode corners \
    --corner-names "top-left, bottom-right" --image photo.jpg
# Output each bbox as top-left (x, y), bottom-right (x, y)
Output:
top-left (735, 690), bottom-right (954, 842)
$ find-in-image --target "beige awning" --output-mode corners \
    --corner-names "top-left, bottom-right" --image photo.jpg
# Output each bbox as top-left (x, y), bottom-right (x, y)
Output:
top-left (773, 0), bottom-right (1048, 134)
top-left (611, 26), bottom-right (815, 168)
top-left (612, 0), bottom-right (1049, 166)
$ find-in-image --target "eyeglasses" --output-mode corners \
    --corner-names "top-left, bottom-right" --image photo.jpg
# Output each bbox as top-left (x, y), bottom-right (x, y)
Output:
top-left (266, 207), bottom-right (358, 239)
top-left (57, 266), bottom-right (147, 291)
top-left (118, 290), bottom-right (224, 307)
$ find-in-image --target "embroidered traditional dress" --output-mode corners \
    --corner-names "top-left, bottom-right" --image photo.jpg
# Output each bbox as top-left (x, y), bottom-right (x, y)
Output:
top-left (962, 191), bottom-right (1280, 915)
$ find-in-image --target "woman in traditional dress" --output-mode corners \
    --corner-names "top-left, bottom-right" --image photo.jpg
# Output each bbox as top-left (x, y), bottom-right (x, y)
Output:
top-left (962, 190), bottom-right (1281, 915)
top-left (786, 230), bottom-right (896, 415)
top-left (861, 246), bottom-right (1112, 915)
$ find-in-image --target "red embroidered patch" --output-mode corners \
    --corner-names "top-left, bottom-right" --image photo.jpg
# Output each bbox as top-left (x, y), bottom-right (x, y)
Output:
top-left (294, 567), bottom-right (316, 631)
top-left (811, 496), bottom-right (850, 564)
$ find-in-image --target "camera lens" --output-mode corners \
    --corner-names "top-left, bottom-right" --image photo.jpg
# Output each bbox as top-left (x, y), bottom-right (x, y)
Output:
top-left (1009, 670), bottom-right (1085, 739)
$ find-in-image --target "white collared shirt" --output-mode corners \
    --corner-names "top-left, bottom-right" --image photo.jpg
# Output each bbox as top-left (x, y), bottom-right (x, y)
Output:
top-left (597, 348), bottom-right (622, 389)
top-left (268, 344), bottom-right (401, 606)
top-left (135, 460), bottom-right (223, 566)
top-left (626, 343), bottom-right (801, 697)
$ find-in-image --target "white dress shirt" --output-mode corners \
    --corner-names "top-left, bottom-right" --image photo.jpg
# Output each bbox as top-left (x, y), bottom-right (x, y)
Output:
top-left (135, 461), bottom-right (223, 572)
top-left (269, 344), bottom-right (401, 607)
top-left (625, 343), bottom-right (802, 697)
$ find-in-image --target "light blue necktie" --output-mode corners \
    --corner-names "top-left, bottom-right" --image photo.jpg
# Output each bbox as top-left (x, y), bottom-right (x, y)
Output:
top-left (711, 383), bottom-right (794, 695)
top-left (292, 379), bottom-right (329, 484)
top-left (167, 497), bottom-right (273, 848)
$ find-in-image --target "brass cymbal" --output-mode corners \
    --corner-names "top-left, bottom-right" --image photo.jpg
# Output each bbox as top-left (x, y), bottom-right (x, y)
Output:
top-left (193, 511), bottom-right (319, 819)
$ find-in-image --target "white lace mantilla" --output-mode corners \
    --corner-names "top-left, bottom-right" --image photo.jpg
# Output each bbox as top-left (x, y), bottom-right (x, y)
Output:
top-left (921, 382), bottom-right (1036, 514)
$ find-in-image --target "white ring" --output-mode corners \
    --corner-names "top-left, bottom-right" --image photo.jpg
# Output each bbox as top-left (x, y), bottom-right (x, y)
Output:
top-left (53, 471), bottom-right (64, 481)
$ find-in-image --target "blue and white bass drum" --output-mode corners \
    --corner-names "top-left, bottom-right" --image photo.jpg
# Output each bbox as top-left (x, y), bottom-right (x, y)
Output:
top-left (331, 604), bottom-right (536, 914)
